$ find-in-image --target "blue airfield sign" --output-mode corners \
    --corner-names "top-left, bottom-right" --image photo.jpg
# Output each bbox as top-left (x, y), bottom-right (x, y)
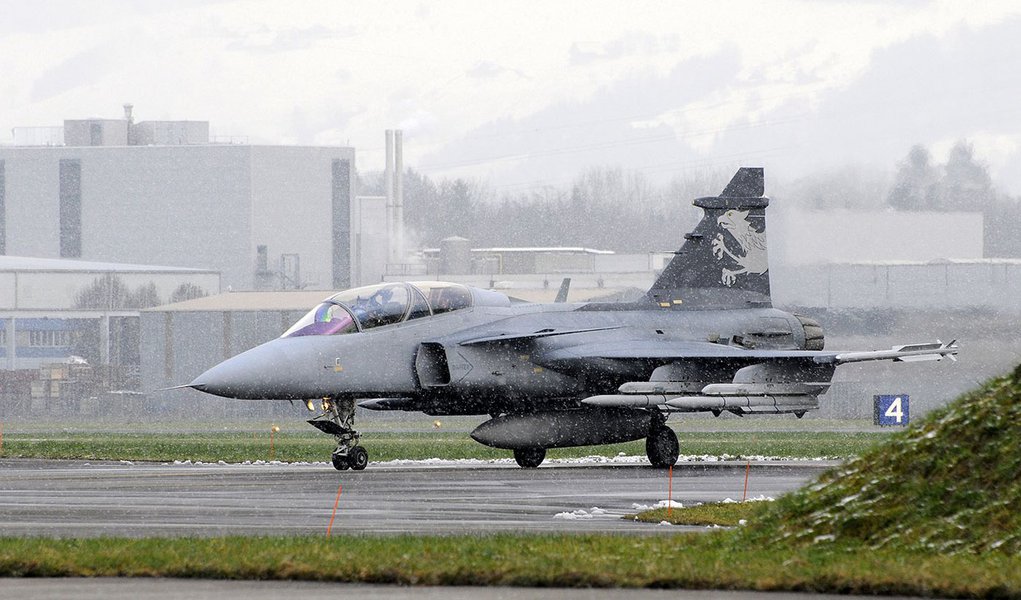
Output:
top-left (874, 394), bottom-right (909, 426)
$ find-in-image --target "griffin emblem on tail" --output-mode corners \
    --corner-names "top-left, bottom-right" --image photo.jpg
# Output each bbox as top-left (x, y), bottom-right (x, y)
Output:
top-left (712, 209), bottom-right (768, 286)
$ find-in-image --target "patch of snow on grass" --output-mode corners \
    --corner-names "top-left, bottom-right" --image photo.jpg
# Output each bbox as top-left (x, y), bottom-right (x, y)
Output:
top-left (553, 507), bottom-right (610, 520)
top-left (631, 500), bottom-right (684, 511)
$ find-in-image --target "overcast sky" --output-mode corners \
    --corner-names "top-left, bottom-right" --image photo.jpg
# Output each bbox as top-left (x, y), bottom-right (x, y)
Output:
top-left (3, 1), bottom-right (1021, 194)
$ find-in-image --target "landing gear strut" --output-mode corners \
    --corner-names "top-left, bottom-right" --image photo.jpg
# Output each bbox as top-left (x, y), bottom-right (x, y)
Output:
top-left (308, 398), bottom-right (369, 471)
top-left (646, 417), bottom-right (679, 468)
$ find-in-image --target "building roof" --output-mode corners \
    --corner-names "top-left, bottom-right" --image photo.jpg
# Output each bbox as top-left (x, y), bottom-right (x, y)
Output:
top-left (148, 290), bottom-right (334, 312)
top-left (0, 255), bottom-right (218, 274)
top-left (422, 246), bottom-right (615, 255)
top-left (827, 258), bottom-right (1021, 267)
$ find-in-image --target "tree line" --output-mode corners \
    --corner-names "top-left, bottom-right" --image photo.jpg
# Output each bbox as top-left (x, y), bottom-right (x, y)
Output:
top-left (361, 142), bottom-right (1021, 257)
top-left (360, 166), bottom-right (719, 254)
top-left (886, 141), bottom-right (1021, 257)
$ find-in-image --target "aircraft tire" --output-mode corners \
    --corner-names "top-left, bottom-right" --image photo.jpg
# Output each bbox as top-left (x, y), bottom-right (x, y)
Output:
top-left (513, 447), bottom-right (546, 468)
top-left (331, 452), bottom-right (350, 471)
top-left (349, 446), bottom-right (369, 471)
top-left (646, 426), bottom-right (679, 468)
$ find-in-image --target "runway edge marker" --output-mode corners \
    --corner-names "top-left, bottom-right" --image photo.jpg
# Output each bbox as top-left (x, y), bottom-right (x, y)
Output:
top-left (743, 460), bottom-right (750, 502)
top-left (667, 465), bottom-right (673, 517)
top-left (326, 482), bottom-right (343, 537)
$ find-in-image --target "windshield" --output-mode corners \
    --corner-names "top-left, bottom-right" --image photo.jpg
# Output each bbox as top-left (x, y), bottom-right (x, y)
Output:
top-left (281, 281), bottom-right (473, 338)
top-left (281, 301), bottom-right (358, 338)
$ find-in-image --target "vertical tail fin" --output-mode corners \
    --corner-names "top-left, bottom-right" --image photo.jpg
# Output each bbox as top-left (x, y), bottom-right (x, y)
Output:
top-left (647, 167), bottom-right (771, 309)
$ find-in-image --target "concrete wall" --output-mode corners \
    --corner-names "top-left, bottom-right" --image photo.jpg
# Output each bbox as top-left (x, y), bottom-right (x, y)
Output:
top-left (132, 121), bottom-right (209, 145)
top-left (3, 149), bottom-right (61, 256)
top-left (63, 120), bottom-right (129, 146)
top-left (772, 261), bottom-right (1021, 309)
top-left (769, 208), bottom-right (984, 265)
top-left (250, 146), bottom-right (354, 290)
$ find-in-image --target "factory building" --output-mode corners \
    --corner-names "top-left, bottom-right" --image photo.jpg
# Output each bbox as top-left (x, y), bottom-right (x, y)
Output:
top-left (0, 105), bottom-right (357, 291)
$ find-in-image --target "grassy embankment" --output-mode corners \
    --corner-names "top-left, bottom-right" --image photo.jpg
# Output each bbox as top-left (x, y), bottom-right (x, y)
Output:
top-left (5, 366), bottom-right (1021, 596)
top-left (0, 430), bottom-right (882, 462)
top-left (1, 534), bottom-right (1019, 596)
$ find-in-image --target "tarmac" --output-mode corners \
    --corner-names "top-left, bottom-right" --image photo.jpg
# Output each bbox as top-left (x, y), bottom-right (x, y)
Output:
top-left (0, 458), bottom-right (853, 599)
top-left (0, 458), bottom-right (832, 537)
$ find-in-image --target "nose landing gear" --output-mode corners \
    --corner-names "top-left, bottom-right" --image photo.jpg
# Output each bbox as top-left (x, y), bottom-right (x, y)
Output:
top-left (308, 398), bottom-right (369, 471)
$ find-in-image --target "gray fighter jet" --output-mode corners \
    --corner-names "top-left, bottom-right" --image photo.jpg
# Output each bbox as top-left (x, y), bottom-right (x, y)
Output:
top-left (189, 168), bottom-right (957, 470)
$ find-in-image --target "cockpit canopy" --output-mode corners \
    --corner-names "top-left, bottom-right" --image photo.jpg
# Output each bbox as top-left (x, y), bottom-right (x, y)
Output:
top-left (282, 281), bottom-right (476, 338)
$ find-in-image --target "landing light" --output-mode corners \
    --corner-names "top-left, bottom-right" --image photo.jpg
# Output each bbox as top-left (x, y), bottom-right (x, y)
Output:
top-left (305, 400), bottom-right (316, 411)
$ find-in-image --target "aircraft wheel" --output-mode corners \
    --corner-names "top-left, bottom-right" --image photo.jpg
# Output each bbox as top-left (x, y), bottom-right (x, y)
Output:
top-left (513, 447), bottom-right (546, 468)
top-left (646, 426), bottom-right (679, 468)
top-left (349, 446), bottom-right (369, 471)
top-left (331, 451), bottom-right (350, 471)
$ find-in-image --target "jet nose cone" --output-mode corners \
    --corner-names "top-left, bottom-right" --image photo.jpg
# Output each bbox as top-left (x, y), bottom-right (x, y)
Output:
top-left (188, 359), bottom-right (247, 398)
top-left (188, 342), bottom-right (290, 399)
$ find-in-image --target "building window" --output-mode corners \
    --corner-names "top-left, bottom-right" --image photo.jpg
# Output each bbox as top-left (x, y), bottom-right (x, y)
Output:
top-left (29, 330), bottom-right (71, 347)
top-left (59, 159), bottom-right (82, 257)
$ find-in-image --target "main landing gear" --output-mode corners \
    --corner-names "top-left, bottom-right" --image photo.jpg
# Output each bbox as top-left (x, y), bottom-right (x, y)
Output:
top-left (646, 417), bottom-right (679, 469)
top-left (307, 398), bottom-right (369, 471)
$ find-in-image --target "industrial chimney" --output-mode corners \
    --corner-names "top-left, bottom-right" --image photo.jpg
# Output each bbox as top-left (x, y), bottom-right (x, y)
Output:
top-left (384, 129), bottom-right (405, 266)
top-left (394, 129), bottom-right (404, 264)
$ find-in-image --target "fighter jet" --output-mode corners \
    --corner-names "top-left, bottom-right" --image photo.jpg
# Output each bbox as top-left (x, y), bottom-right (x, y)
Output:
top-left (188, 168), bottom-right (957, 470)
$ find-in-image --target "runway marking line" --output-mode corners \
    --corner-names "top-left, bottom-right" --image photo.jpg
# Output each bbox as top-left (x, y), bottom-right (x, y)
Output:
top-left (326, 482), bottom-right (343, 537)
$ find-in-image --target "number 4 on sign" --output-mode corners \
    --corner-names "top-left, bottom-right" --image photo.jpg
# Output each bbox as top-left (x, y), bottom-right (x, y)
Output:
top-left (885, 397), bottom-right (904, 423)
top-left (875, 395), bottom-right (910, 427)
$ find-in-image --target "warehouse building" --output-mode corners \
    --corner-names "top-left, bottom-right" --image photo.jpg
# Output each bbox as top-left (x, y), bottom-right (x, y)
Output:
top-left (0, 255), bottom-right (219, 417)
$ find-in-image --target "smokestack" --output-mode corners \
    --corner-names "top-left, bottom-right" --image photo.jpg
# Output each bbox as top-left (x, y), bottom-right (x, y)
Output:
top-left (394, 129), bottom-right (404, 264)
top-left (385, 130), bottom-right (396, 264)
top-left (124, 103), bottom-right (135, 145)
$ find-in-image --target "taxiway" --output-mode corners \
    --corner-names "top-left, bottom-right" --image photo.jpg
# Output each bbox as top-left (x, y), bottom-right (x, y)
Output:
top-left (0, 458), bottom-right (831, 537)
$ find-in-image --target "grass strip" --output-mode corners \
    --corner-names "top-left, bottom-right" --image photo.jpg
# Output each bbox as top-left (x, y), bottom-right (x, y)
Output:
top-left (1, 534), bottom-right (1019, 597)
top-left (0, 431), bottom-right (884, 463)
top-left (632, 501), bottom-right (768, 526)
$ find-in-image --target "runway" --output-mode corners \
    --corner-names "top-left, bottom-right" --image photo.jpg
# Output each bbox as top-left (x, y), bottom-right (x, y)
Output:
top-left (0, 458), bottom-right (834, 537)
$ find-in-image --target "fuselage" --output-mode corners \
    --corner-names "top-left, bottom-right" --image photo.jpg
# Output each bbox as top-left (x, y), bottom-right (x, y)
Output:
top-left (189, 282), bottom-right (816, 416)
